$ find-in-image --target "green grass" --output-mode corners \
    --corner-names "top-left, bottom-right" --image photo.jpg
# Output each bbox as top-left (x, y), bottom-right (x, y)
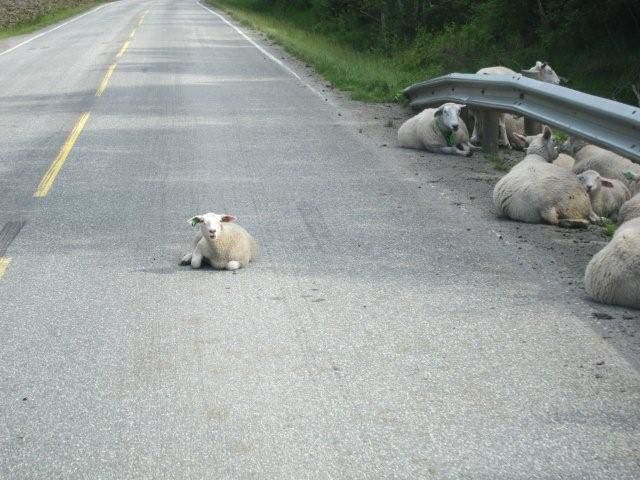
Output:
top-left (206, 0), bottom-right (638, 106)
top-left (206, 0), bottom-right (426, 102)
top-left (601, 219), bottom-right (618, 238)
top-left (486, 153), bottom-right (510, 172)
top-left (0, 2), bottom-right (108, 40)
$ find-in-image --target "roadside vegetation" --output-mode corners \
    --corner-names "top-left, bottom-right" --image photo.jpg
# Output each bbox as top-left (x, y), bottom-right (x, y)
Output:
top-left (0, 1), bottom-right (108, 40)
top-left (208, 0), bottom-right (640, 105)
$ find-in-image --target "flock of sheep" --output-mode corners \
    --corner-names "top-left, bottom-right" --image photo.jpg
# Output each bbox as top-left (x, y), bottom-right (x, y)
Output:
top-left (397, 62), bottom-right (640, 310)
top-left (175, 60), bottom-right (639, 311)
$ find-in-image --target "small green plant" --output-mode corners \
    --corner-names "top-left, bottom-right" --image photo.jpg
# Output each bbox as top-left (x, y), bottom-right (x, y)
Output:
top-left (486, 153), bottom-right (509, 172)
top-left (601, 219), bottom-right (618, 238)
top-left (552, 130), bottom-right (569, 145)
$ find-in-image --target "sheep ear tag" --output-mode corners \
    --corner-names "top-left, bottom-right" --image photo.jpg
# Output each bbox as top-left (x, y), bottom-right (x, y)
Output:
top-left (623, 171), bottom-right (638, 181)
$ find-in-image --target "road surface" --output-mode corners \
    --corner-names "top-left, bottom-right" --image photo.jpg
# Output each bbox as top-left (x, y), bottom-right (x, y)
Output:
top-left (1, 0), bottom-right (639, 478)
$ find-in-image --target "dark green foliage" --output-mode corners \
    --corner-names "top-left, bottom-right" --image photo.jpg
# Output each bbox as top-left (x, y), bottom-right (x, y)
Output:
top-left (216, 0), bottom-right (640, 104)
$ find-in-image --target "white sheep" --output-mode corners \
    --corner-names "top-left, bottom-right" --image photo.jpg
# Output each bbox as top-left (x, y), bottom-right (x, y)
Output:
top-left (584, 217), bottom-right (640, 310)
top-left (471, 62), bottom-right (561, 148)
top-left (576, 170), bottom-right (631, 220)
top-left (524, 61), bottom-right (562, 84)
top-left (179, 212), bottom-right (257, 270)
top-left (552, 153), bottom-right (575, 170)
top-left (565, 137), bottom-right (640, 194)
top-left (398, 103), bottom-right (476, 157)
top-left (493, 126), bottom-right (600, 227)
top-left (618, 193), bottom-right (640, 224)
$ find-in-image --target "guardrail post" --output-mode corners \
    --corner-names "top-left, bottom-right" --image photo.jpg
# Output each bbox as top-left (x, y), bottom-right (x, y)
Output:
top-left (480, 110), bottom-right (499, 155)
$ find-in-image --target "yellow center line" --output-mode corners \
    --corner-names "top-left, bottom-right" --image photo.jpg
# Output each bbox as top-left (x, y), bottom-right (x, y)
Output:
top-left (95, 62), bottom-right (117, 97)
top-left (116, 40), bottom-right (130, 58)
top-left (0, 257), bottom-right (11, 279)
top-left (129, 28), bottom-right (137, 38)
top-left (34, 112), bottom-right (91, 198)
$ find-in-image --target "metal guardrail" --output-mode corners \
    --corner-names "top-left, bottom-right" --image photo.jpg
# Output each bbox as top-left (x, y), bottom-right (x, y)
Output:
top-left (403, 73), bottom-right (640, 162)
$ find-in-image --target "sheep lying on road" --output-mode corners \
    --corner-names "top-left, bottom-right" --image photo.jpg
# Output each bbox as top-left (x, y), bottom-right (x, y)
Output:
top-left (471, 62), bottom-right (561, 148)
top-left (493, 127), bottom-right (600, 227)
top-left (576, 170), bottom-right (631, 220)
top-left (180, 212), bottom-right (257, 270)
top-left (584, 217), bottom-right (640, 310)
top-left (619, 193), bottom-right (640, 224)
top-left (565, 137), bottom-right (640, 194)
top-left (398, 103), bottom-right (476, 157)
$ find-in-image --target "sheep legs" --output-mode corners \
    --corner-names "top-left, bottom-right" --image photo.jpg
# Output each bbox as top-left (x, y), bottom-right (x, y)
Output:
top-left (541, 207), bottom-right (588, 228)
top-left (429, 145), bottom-right (472, 157)
top-left (179, 250), bottom-right (204, 268)
top-left (470, 114), bottom-right (510, 148)
top-left (179, 252), bottom-right (192, 266)
top-left (498, 116), bottom-right (511, 148)
top-left (470, 114), bottom-right (481, 145)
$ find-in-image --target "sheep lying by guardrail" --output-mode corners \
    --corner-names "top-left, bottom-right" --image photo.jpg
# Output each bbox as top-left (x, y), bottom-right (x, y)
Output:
top-left (619, 192), bottom-right (640, 224)
top-left (398, 103), bottom-right (476, 157)
top-left (180, 212), bottom-right (257, 270)
top-left (493, 127), bottom-right (600, 227)
top-left (564, 137), bottom-right (640, 194)
top-left (576, 170), bottom-right (631, 220)
top-left (585, 217), bottom-right (640, 309)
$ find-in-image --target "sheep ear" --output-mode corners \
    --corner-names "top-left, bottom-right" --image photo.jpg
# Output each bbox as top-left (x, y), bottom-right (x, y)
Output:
top-left (189, 216), bottom-right (204, 226)
top-left (601, 179), bottom-right (615, 188)
top-left (220, 215), bottom-right (237, 223)
top-left (434, 106), bottom-right (443, 117)
top-left (542, 126), bottom-right (552, 140)
top-left (535, 61), bottom-right (543, 69)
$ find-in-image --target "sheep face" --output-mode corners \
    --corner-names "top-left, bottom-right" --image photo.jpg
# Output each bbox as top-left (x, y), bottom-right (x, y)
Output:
top-left (529, 61), bottom-right (561, 85)
top-left (577, 170), bottom-right (615, 195)
top-left (189, 212), bottom-right (237, 240)
top-left (434, 103), bottom-right (465, 133)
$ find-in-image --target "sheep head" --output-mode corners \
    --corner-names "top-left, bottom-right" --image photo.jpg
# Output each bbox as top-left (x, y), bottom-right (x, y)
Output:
top-left (528, 61), bottom-right (561, 85)
top-left (516, 126), bottom-right (558, 162)
top-left (434, 103), bottom-right (465, 135)
top-left (577, 170), bottom-right (615, 196)
top-left (189, 212), bottom-right (237, 240)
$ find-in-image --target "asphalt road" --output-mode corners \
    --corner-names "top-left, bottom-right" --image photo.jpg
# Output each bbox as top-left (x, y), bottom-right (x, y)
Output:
top-left (1, 0), bottom-right (639, 478)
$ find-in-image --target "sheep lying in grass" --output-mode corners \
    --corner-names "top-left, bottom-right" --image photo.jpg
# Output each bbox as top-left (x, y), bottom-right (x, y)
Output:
top-left (471, 62), bottom-right (561, 148)
top-left (619, 193), bottom-right (640, 224)
top-left (493, 126), bottom-right (600, 227)
top-left (398, 103), bottom-right (476, 157)
top-left (576, 170), bottom-right (631, 220)
top-left (180, 212), bottom-right (256, 270)
top-left (565, 137), bottom-right (640, 194)
top-left (584, 217), bottom-right (640, 310)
